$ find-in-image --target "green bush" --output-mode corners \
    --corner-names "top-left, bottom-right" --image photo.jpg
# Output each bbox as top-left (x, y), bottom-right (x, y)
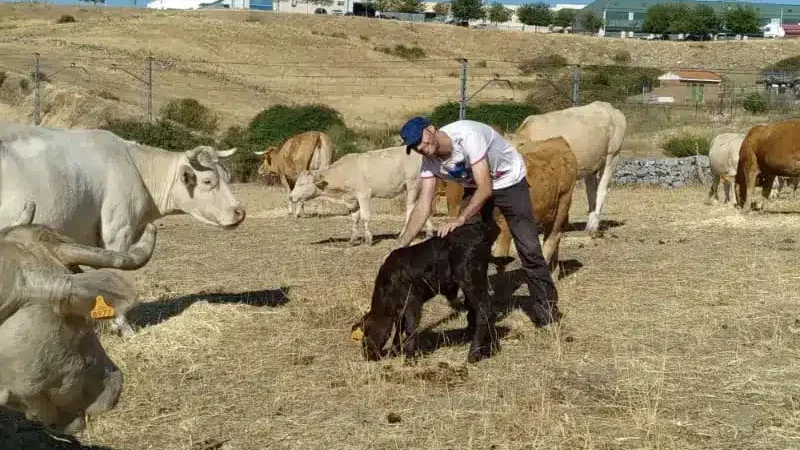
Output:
top-left (56, 15), bottom-right (76, 24)
top-left (662, 135), bottom-right (710, 157)
top-left (517, 54), bottom-right (568, 75)
top-left (762, 56), bottom-right (800, 74)
top-left (160, 98), bottom-right (218, 134)
top-left (374, 44), bottom-right (426, 61)
top-left (247, 103), bottom-right (346, 149)
top-left (612, 50), bottom-right (631, 64)
top-left (217, 126), bottom-right (263, 183)
top-left (580, 65), bottom-right (661, 103)
top-left (742, 92), bottom-right (768, 114)
top-left (428, 102), bottom-right (538, 133)
top-left (100, 118), bottom-right (215, 152)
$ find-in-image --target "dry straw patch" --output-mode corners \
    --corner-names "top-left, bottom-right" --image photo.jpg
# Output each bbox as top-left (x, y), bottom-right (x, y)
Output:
top-left (3, 183), bottom-right (800, 448)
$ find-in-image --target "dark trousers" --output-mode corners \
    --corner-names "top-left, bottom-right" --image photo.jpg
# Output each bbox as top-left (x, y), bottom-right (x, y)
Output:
top-left (461, 179), bottom-right (560, 326)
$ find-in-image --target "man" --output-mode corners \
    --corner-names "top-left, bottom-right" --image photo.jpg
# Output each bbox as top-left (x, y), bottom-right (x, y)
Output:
top-left (395, 116), bottom-right (560, 327)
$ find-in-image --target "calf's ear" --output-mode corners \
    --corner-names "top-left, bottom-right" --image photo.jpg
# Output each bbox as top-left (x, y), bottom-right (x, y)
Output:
top-left (59, 270), bottom-right (137, 318)
top-left (313, 173), bottom-right (328, 190)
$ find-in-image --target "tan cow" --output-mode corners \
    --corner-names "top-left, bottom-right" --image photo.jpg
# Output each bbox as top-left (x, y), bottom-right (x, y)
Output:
top-left (707, 132), bottom-right (745, 205)
top-left (0, 201), bottom-right (156, 434)
top-left (254, 131), bottom-right (335, 217)
top-left (442, 137), bottom-right (579, 278)
top-left (289, 145), bottom-right (435, 246)
top-left (736, 118), bottom-right (800, 211)
top-left (514, 101), bottom-right (627, 237)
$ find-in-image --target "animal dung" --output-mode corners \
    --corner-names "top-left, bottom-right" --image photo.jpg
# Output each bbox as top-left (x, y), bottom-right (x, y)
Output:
top-left (90, 295), bottom-right (115, 320)
top-left (386, 412), bottom-right (401, 424)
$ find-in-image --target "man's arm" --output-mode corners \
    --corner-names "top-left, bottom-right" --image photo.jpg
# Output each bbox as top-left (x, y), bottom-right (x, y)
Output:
top-left (396, 176), bottom-right (438, 248)
top-left (457, 158), bottom-right (492, 223)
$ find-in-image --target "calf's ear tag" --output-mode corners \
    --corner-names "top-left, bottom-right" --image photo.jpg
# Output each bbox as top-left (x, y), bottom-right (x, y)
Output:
top-left (351, 327), bottom-right (364, 342)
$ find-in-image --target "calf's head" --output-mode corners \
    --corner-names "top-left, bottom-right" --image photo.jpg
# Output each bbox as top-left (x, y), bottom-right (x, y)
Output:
top-left (0, 204), bottom-right (157, 434)
top-left (289, 170), bottom-right (327, 203)
top-left (173, 146), bottom-right (246, 229)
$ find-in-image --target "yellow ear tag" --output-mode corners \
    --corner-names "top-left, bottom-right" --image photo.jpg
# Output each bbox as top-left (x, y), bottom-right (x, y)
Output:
top-left (90, 295), bottom-right (116, 320)
top-left (351, 328), bottom-right (364, 342)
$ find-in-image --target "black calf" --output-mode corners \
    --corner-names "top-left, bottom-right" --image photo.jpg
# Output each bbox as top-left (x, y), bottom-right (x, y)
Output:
top-left (352, 219), bottom-right (500, 363)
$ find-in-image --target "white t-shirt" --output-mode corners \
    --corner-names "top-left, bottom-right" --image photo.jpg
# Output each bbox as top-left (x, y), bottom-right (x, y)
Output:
top-left (420, 120), bottom-right (527, 190)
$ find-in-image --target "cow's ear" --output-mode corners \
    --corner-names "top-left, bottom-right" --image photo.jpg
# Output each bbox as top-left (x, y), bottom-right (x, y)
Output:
top-left (179, 165), bottom-right (197, 196)
top-left (313, 173), bottom-right (328, 190)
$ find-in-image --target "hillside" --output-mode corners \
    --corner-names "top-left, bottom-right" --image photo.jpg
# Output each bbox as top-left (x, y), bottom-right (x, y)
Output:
top-left (0, 3), bottom-right (797, 150)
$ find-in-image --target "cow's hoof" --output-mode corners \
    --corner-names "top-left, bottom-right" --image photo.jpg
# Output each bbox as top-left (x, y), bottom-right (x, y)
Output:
top-left (348, 238), bottom-right (361, 246)
top-left (467, 344), bottom-right (495, 363)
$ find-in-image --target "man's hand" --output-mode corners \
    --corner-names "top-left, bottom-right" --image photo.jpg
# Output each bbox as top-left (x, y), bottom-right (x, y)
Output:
top-left (437, 216), bottom-right (466, 238)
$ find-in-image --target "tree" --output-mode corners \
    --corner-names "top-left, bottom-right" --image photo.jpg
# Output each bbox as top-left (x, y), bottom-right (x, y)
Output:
top-left (433, 1), bottom-right (451, 15)
top-left (723, 5), bottom-right (760, 35)
top-left (687, 4), bottom-right (720, 37)
top-left (554, 8), bottom-right (576, 28)
top-left (451, 0), bottom-right (484, 21)
top-left (516, 2), bottom-right (552, 26)
top-left (487, 2), bottom-right (511, 23)
top-left (375, 0), bottom-right (395, 11)
top-left (642, 3), bottom-right (690, 34)
top-left (580, 10), bottom-right (603, 32)
top-left (396, 0), bottom-right (424, 13)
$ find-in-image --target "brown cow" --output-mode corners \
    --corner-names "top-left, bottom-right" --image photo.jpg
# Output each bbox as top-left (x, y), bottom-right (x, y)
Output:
top-left (254, 131), bottom-right (335, 217)
top-left (442, 137), bottom-right (578, 278)
top-left (736, 119), bottom-right (800, 211)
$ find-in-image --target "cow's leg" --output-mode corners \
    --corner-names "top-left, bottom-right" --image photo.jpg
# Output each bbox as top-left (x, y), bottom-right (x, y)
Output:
top-left (587, 153), bottom-right (619, 236)
top-left (723, 177), bottom-right (732, 204)
top-left (100, 226), bottom-right (138, 338)
top-left (583, 171), bottom-right (599, 235)
top-left (760, 174), bottom-right (776, 212)
top-left (706, 173), bottom-right (720, 204)
top-left (357, 192), bottom-right (373, 246)
top-left (349, 208), bottom-right (361, 246)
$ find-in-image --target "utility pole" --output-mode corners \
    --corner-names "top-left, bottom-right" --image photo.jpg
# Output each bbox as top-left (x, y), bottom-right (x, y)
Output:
top-left (34, 52), bottom-right (40, 125)
top-left (571, 65), bottom-right (581, 106)
top-left (147, 56), bottom-right (153, 123)
top-left (459, 58), bottom-right (468, 120)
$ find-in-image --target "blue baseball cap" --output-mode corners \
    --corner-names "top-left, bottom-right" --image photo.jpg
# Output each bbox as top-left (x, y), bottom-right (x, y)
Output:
top-left (400, 116), bottom-right (431, 154)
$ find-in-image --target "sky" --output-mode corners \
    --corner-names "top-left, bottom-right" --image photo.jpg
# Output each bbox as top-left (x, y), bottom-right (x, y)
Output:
top-left (9, 0), bottom-right (800, 9)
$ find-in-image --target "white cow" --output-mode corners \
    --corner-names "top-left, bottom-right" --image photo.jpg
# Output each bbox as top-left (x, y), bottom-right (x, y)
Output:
top-left (707, 131), bottom-right (795, 204)
top-left (0, 201), bottom-right (156, 434)
top-left (707, 132), bottom-right (745, 204)
top-left (289, 145), bottom-right (434, 246)
top-left (0, 120), bottom-right (246, 336)
top-left (514, 101), bottom-right (627, 237)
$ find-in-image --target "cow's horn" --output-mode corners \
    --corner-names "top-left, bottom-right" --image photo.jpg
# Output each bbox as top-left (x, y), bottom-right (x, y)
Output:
top-left (8, 200), bottom-right (35, 227)
top-left (54, 223), bottom-right (157, 270)
top-left (253, 150), bottom-right (268, 155)
top-left (216, 148), bottom-right (237, 158)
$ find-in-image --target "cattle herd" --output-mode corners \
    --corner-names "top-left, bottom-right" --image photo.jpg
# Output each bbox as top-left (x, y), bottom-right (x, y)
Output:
top-left (1, 99), bottom-right (799, 438)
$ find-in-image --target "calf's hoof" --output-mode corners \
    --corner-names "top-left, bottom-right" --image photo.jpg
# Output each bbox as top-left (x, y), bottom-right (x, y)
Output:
top-left (467, 341), bottom-right (497, 363)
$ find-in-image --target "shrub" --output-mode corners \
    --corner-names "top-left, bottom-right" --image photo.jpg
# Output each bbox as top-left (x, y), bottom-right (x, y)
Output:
top-left (662, 135), bottom-right (710, 157)
top-left (742, 92), bottom-right (768, 114)
top-left (19, 78), bottom-right (29, 91)
top-left (31, 72), bottom-right (50, 83)
top-left (219, 125), bottom-right (262, 183)
top-left (762, 56), bottom-right (800, 74)
top-left (159, 98), bottom-right (218, 134)
top-left (100, 118), bottom-right (215, 152)
top-left (612, 50), bottom-right (631, 64)
top-left (247, 103), bottom-right (346, 149)
top-left (0, 71), bottom-right (6, 88)
top-left (517, 54), bottom-right (568, 75)
top-left (375, 44), bottom-right (426, 60)
top-left (56, 15), bottom-right (76, 24)
top-left (95, 90), bottom-right (120, 101)
top-left (428, 101), bottom-right (538, 132)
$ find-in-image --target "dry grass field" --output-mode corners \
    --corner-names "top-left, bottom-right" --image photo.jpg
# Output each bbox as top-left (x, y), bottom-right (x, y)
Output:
top-left (4, 182), bottom-right (800, 449)
top-left (1, 4), bottom-right (800, 157)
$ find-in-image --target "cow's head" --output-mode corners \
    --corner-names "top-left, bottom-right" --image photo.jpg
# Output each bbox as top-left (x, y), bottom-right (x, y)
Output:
top-left (174, 146), bottom-right (246, 229)
top-left (253, 146), bottom-right (279, 176)
top-left (289, 170), bottom-right (327, 203)
top-left (0, 204), bottom-right (158, 435)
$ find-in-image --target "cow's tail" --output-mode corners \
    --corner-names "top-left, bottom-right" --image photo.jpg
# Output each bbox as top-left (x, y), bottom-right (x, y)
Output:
top-left (736, 125), bottom-right (765, 208)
